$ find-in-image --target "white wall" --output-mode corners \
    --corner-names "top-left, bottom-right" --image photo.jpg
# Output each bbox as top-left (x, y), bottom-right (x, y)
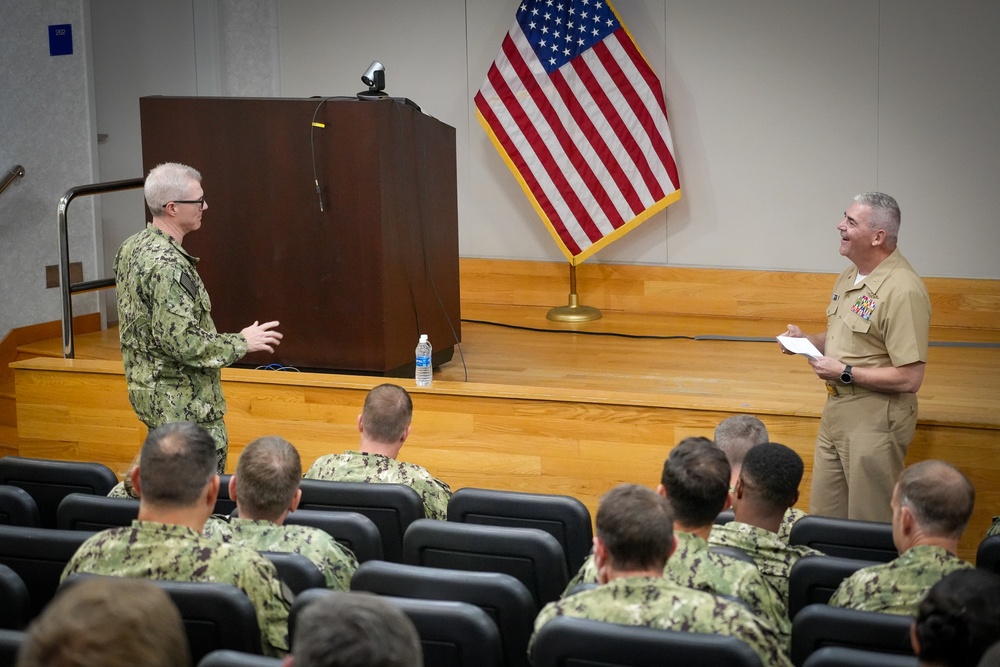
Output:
top-left (2, 1), bottom-right (998, 335)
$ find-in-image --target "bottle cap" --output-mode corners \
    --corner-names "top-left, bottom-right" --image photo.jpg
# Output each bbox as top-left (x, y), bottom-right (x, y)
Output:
top-left (419, 334), bottom-right (428, 342)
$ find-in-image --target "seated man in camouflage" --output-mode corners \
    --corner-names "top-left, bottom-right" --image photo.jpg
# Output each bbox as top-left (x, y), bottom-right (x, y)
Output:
top-left (708, 442), bottom-right (821, 609)
top-left (304, 383), bottom-right (451, 520)
top-left (530, 484), bottom-right (792, 667)
top-left (61, 421), bottom-right (292, 658)
top-left (205, 435), bottom-right (358, 590)
top-left (107, 453), bottom-right (140, 499)
top-left (828, 459), bottom-right (973, 615)
top-left (564, 437), bottom-right (790, 647)
top-left (714, 414), bottom-right (807, 541)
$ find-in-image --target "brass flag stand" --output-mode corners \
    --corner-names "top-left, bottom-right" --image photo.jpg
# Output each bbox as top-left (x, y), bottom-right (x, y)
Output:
top-left (546, 264), bottom-right (602, 322)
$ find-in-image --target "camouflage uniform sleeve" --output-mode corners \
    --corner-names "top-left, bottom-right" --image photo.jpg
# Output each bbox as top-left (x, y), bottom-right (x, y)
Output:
top-left (416, 476), bottom-right (452, 520)
top-left (232, 552), bottom-right (293, 658)
top-left (148, 261), bottom-right (247, 369)
top-left (827, 568), bottom-right (872, 609)
top-left (729, 563), bottom-right (792, 651)
top-left (310, 532), bottom-right (359, 591)
top-left (988, 516), bottom-right (1000, 537)
top-left (561, 554), bottom-right (599, 597)
top-left (528, 599), bottom-right (565, 656)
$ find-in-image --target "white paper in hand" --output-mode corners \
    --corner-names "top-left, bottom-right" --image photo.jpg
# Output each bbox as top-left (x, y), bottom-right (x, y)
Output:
top-left (777, 335), bottom-right (822, 360)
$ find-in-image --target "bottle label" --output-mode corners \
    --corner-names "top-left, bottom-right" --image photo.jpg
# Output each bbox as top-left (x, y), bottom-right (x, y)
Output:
top-left (416, 356), bottom-right (431, 367)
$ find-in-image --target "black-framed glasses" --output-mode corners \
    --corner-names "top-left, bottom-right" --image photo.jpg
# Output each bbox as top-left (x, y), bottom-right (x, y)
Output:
top-left (169, 197), bottom-right (206, 210)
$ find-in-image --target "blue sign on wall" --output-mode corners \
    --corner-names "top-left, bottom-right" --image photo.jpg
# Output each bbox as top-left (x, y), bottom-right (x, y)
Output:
top-left (49, 24), bottom-right (73, 56)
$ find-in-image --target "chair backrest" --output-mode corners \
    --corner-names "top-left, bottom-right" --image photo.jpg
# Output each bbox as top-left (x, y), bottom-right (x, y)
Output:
top-left (0, 563), bottom-right (30, 631)
top-left (402, 519), bottom-right (569, 609)
top-left (530, 615), bottom-right (763, 667)
top-left (289, 588), bottom-right (503, 667)
top-left (216, 474), bottom-right (237, 516)
top-left (447, 487), bottom-right (593, 573)
top-left (197, 649), bottom-right (283, 667)
top-left (0, 456), bottom-right (118, 528)
top-left (61, 574), bottom-right (263, 665)
top-left (260, 551), bottom-right (325, 595)
top-left (802, 646), bottom-right (920, 667)
top-left (976, 534), bottom-right (1000, 574)
top-left (297, 479), bottom-right (424, 563)
top-left (790, 604), bottom-right (915, 667)
top-left (0, 485), bottom-right (40, 527)
top-left (715, 509), bottom-right (735, 525)
top-left (284, 508), bottom-right (384, 562)
top-left (0, 629), bottom-right (25, 667)
top-left (56, 492), bottom-right (139, 531)
top-left (0, 525), bottom-right (92, 619)
top-left (351, 560), bottom-right (535, 667)
top-left (789, 516), bottom-right (897, 563)
top-left (788, 555), bottom-right (879, 620)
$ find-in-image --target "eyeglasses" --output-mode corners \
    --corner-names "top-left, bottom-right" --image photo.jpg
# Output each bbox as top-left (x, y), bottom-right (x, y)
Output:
top-left (169, 197), bottom-right (206, 210)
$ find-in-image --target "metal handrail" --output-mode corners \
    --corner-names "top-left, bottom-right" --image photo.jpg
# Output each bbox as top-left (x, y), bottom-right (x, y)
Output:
top-left (59, 178), bottom-right (145, 358)
top-left (0, 165), bottom-right (25, 198)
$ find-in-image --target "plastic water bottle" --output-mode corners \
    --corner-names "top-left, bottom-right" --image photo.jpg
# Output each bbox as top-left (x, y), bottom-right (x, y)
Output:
top-left (415, 334), bottom-right (433, 387)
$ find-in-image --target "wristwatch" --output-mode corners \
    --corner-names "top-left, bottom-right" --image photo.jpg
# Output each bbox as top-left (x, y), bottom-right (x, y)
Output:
top-left (840, 365), bottom-right (854, 384)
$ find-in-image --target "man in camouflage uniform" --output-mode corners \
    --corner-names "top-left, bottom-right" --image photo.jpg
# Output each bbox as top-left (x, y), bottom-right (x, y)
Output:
top-left (304, 384), bottom-right (451, 520)
top-left (708, 442), bottom-right (822, 608)
top-left (204, 435), bottom-right (358, 590)
top-left (530, 484), bottom-right (792, 667)
top-left (828, 460), bottom-right (974, 616)
top-left (114, 162), bottom-right (282, 473)
top-left (564, 437), bottom-right (790, 648)
top-left (714, 414), bottom-right (807, 541)
top-left (61, 422), bottom-right (292, 658)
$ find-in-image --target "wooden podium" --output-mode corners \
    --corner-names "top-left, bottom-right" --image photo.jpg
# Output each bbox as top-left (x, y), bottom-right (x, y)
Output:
top-left (139, 96), bottom-right (460, 376)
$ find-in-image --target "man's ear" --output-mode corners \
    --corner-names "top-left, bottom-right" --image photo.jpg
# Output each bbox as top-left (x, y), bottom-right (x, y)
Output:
top-left (900, 505), bottom-right (916, 537)
top-left (399, 423), bottom-right (411, 444)
top-left (282, 656), bottom-right (295, 667)
top-left (289, 488), bottom-right (302, 513)
top-left (872, 228), bottom-right (887, 246)
top-left (668, 533), bottom-right (678, 559)
top-left (655, 484), bottom-right (667, 499)
top-left (357, 413), bottom-right (364, 434)
top-left (129, 465), bottom-right (142, 497)
top-left (734, 477), bottom-right (745, 500)
top-left (205, 474), bottom-right (220, 509)
top-left (228, 475), bottom-right (239, 503)
top-left (789, 489), bottom-right (800, 509)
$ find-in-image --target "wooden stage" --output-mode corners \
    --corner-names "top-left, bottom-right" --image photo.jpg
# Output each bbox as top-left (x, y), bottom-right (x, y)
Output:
top-left (5, 259), bottom-right (1000, 561)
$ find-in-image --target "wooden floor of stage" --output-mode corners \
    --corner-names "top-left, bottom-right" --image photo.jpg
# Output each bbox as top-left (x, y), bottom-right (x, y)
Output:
top-left (10, 301), bottom-right (1000, 561)
top-left (35, 303), bottom-right (1000, 430)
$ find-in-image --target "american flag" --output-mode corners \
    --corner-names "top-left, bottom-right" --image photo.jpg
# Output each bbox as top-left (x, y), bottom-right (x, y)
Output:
top-left (475, 0), bottom-right (681, 264)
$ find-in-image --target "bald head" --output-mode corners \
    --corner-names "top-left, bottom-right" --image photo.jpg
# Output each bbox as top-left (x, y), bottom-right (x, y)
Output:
top-left (895, 460), bottom-right (974, 540)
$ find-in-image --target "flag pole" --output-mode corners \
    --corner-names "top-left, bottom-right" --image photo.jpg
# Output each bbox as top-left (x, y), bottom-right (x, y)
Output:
top-left (547, 264), bottom-right (602, 322)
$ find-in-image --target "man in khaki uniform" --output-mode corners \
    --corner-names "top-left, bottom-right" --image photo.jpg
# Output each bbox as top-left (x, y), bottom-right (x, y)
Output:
top-left (783, 192), bottom-right (930, 521)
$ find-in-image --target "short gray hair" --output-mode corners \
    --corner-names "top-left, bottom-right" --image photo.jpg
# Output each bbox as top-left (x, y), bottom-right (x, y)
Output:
top-left (145, 163), bottom-right (201, 217)
top-left (854, 192), bottom-right (901, 245)
top-left (714, 415), bottom-right (769, 467)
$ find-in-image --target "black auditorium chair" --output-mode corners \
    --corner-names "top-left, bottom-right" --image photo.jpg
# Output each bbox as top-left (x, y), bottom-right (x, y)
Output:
top-left (0, 525), bottom-right (91, 619)
top-left (284, 508), bottom-right (384, 563)
top-left (260, 551), bottom-right (325, 594)
top-left (447, 487), bottom-right (593, 573)
top-left (297, 479), bottom-right (424, 563)
top-left (788, 555), bottom-right (879, 620)
top-left (790, 604), bottom-right (915, 667)
top-left (789, 515), bottom-right (897, 563)
top-left (215, 474), bottom-right (237, 516)
top-left (802, 646), bottom-right (919, 667)
top-left (403, 519), bottom-right (569, 609)
top-left (56, 492), bottom-right (139, 531)
top-left (0, 456), bottom-right (118, 528)
top-left (530, 616), bottom-right (763, 667)
top-left (714, 508), bottom-right (735, 525)
top-left (290, 589), bottom-right (503, 667)
top-left (0, 629), bottom-right (25, 667)
top-left (0, 485), bottom-right (40, 527)
top-left (976, 534), bottom-right (1000, 574)
top-left (0, 564), bottom-right (30, 631)
top-left (351, 560), bottom-right (536, 667)
top-left (61, 574), bottom-right (263, 664)
top-left (197, 650), bottom-right (282, 667)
